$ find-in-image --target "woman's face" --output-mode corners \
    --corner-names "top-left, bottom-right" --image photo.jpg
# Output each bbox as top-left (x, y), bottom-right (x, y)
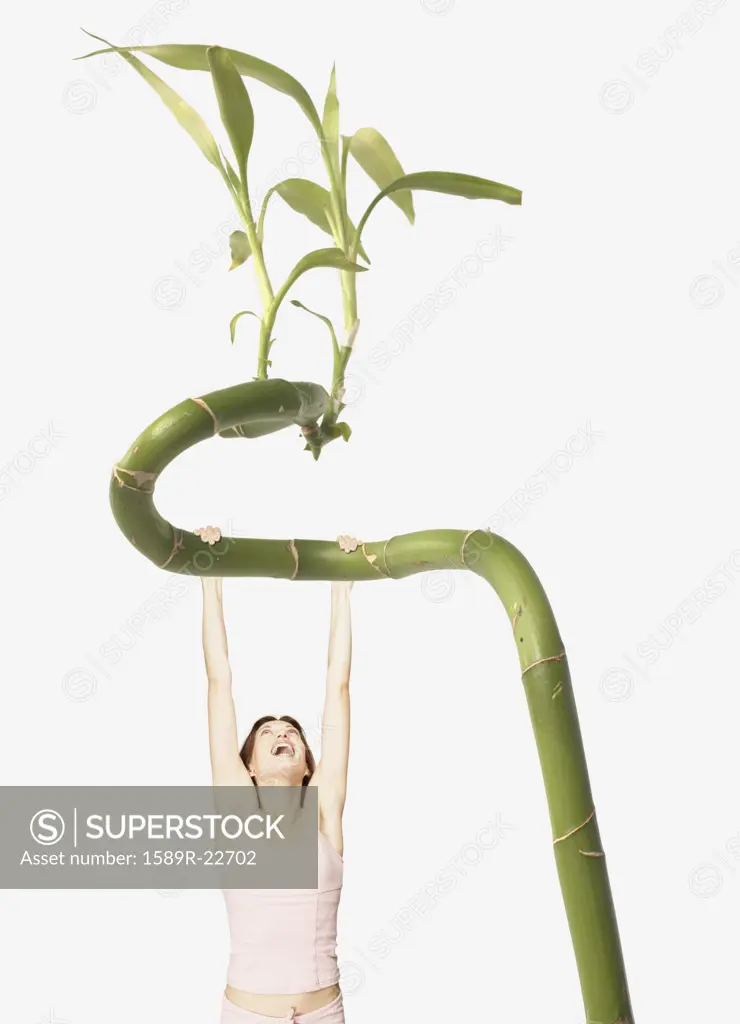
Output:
top-left (249, 720), bottom-right (308, 784)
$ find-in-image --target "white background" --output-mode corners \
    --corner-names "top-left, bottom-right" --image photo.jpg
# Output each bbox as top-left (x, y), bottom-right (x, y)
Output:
top-left (2, 0), bottom-right (739, 1021)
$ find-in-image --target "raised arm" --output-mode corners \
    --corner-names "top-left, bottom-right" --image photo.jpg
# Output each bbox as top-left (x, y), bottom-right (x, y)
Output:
top-left (310, 537), bottom-right (356, 849)
top-left (197, 527), bottom-right (254, 792)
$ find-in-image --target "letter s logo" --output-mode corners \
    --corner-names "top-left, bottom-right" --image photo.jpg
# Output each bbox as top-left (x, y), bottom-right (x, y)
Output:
top-left (30, 809), bottom-right (66, 846)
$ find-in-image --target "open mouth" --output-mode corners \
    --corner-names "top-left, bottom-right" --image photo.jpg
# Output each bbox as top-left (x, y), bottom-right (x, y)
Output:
top-left (271, 742), bottom-right (295, 758)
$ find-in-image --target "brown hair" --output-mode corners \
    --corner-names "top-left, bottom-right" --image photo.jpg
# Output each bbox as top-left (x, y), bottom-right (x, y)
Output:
top-left (240, 715), bottom-right (316, 787)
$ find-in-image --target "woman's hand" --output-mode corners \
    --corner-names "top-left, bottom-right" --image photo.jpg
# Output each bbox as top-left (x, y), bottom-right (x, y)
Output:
top-left (195, 525), bottom-right (222, 546)
top-left (333, 535), bottom-right (360, 595)
top-left (196, 526), bottom-right (223, 598)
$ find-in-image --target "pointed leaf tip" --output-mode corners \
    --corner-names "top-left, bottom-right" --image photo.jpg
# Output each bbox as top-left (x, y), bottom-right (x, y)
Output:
top-left (322, 64), bottom-right (340, 173)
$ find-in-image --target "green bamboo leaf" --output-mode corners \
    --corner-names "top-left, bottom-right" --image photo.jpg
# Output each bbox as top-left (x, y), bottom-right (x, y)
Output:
top-left (390, 171), bottom-right (523, 203)
top-left (290, 298), bottom-right (336, 331)
top-left (229, 231), bottom-right (252, 270)
top-left (79, 32), bottom-right (225, 175)
top-left (348, 128), bottom-right (415, 225)
top-left (229, 309), bottom-right (260, 343)
top-left (283, 249), bottom-right (367, 297)
top-left (290, 299), bottom-right (339, 357)
top-left (206, 46), bottom-right (254, 195)
top-left (322, 64), bottom-right (339, 171)
top-left (77, 35), bottom-right (321, 132)
top-left (353, 170), bottom-right (522, 255)
top-left (326, 421), bottom-right (352, 442)
top-left (274, 179), bottom-right (333, 234)
top-left (269, 179), bottom-right (370, 263)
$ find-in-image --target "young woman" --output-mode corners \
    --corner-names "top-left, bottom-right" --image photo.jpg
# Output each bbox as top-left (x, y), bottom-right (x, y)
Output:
top-left (197, 527), bottom-right (357, 1024)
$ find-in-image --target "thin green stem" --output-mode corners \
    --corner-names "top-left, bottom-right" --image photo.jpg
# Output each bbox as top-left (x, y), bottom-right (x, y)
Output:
top-left (320, 145), bottom-right (358, 329)
top-left (349, 181), bottom-right (396, 264)
top-left (317, 140), bottom-right (359, 443)
top-left (232, 183), bottom-right (275, 380)
top-left (259, 274), bottom-right (293, 358)
top-left (256, 186), bottom-right (276, 247)
top-left (239, 207), bottom-right (273, 308)
top-left (340, 137), bottom-right (351, 238)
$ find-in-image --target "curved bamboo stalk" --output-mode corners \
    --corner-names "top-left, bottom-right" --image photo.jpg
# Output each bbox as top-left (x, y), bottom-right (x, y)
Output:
top-left (109, 377), bottom-right (634, 1023)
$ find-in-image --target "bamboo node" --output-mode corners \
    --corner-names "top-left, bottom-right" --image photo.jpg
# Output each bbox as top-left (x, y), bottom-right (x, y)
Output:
top-left (159, 528), bottom-right (185, 570)
top-left (522, 650), bottom-right (567, 676)
top-left (381, 537), bottom-right (393, 577)
top-left (460, 529), bottom-right (477, 565)
top-left (287, 539), bottom-right (299, 580)
top-left (112, 465), bottom-right (158, 492)
top-left (344, 319), bottom-right (361, 350)
top-left (362, 542), bottom-right (392, 578)
top-left (553, 807), bottom-right (595, 845)
top-left (190, 396), bottom-right (220, 435)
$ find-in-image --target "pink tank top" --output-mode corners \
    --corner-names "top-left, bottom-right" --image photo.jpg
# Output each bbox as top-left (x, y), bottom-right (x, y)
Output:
top-left (222, 829), bottom-right (343, 994)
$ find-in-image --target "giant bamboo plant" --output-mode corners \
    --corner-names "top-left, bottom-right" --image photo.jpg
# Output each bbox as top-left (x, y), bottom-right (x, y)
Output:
top-left (79, 33), bottom-right (634, 1023)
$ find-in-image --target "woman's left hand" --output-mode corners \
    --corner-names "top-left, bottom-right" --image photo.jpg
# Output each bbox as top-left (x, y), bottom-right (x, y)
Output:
top-left (337, 534), bottom-right (360, 554)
